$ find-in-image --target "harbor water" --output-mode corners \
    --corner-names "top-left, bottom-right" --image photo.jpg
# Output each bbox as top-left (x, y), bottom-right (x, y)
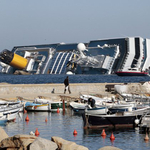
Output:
top-left (0, 74), bottom-right (150, 84)
top-left (2, 110), bottom-right (150, 150)
top-left (0, 74), bottom-right (150, 150)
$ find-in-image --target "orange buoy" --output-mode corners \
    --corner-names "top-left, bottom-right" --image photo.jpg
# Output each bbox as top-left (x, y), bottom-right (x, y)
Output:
top-left (101, 129), bottom-right (106, 136)
top-left (25, 114), bottom-right (29, 121)
top-left (73, 129), bottom-right (77, 135)
top-left (110, 132), bottom-right (115, 141)
top-left (45, 118), bottom-right (48, 122)
top-left (144, 133), bottom-right (149, 141)
top-left (35, 128), bottom-right (40, 136)
top-left (57, 108), bottom-right (60, 113)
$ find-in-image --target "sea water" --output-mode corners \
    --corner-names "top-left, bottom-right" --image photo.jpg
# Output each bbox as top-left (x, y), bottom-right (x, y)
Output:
top-left (2, 110), bottom-right (150, 150)
top-left (0, 74), bottom-right (150, 84)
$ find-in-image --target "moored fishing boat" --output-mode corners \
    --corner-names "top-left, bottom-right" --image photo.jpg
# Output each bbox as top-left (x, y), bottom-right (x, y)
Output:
top-left (51, 101), bottom-right (67, 112)
top-left (69, 102), bottom-right (88, 113)
top-left (85, 106), bottom-right (108, 115)
top-left (108, 104), bottom-right (134, 113)
top-left (69, 101), bottom-right (109, 115)
top-left (82, 107), bottom-right (150, 129)
top-left (25, 102), bottom-right (51, 112)
top-left (25, 97), bottom-right (67, 112)
top-left (0, 103), bottom-right (23, 122)
top-left (80, 94), bottom-right (110, 105)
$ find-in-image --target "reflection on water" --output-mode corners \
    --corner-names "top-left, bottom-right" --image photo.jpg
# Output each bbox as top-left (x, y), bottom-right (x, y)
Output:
top-left (1, 110), bottom-right (150, 150)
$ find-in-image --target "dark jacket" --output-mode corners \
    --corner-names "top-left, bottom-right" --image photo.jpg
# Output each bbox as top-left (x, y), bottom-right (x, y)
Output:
top-left (64, 77), bottom-right (69, 86)
top-left (88, 98), bottom-right (95, 108)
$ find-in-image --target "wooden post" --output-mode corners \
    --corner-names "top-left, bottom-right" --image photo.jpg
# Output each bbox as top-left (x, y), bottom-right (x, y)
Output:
top-left (63, 99), bottom-right (65, 115)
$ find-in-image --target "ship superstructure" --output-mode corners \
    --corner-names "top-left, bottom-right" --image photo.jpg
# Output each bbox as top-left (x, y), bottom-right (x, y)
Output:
top-left (0, 37), bottom-right (150, 75)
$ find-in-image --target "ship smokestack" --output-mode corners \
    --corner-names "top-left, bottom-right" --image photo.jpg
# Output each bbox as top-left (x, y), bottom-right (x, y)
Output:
top-left (0, 49), bottom-right (28, 70)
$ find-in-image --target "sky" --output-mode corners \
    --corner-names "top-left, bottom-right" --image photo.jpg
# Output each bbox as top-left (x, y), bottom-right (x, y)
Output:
top-left (0, 0), bottom-right (150, 51)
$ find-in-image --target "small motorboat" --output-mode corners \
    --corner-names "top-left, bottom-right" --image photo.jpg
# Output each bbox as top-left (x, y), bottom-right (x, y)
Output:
top-left (0, 103), bottom-right (23, 122)
top-left (69, 101), bottom-right (108, 115)
top-left (85, 105), bottom-right (108, 115)
top-left (80, 94), bottom-right (110, 105)
top-left (25, 102), bottom-right (51, 112)
top-left (69, 102), bottom-right (88, 113)
top-left (25, 97), bottom-right (67, 112)
top-left (108, 104), bottom-right (134, 113)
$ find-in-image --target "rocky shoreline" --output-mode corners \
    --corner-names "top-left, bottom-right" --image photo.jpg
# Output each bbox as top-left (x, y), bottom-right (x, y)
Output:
top-left (0, 127), bottom-right (121, 150)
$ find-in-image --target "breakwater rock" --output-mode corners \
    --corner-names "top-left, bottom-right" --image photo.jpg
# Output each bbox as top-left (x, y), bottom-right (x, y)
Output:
top-left (0, 127), bottom-right (122, 150)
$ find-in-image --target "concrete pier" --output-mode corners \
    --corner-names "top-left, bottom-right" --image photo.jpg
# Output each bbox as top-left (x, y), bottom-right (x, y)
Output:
top-left (0, 82), bottom-right (147, 101)
top-left (0, 83), bottom-right (121, 101)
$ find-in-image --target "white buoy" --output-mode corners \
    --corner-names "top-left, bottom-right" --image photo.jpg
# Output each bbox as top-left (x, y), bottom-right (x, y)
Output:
top-left (29, 131), bottom-right (35, 136)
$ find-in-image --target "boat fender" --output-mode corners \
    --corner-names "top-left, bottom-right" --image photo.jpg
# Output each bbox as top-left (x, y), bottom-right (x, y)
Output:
top-left (134, 119), bottom-right (139, 125)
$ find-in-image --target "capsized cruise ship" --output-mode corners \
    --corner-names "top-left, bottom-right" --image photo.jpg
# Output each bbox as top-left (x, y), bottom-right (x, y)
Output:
top-left (0, 37), bottom-right (150, 75)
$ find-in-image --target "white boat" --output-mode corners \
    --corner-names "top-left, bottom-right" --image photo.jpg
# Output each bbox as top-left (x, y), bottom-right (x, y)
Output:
top-left (69, 102), bottom-right (88, 112)
top-left (0, 100), bottom-right (24, 112)
top-left (107, 103), bottom-right (134, 113)
top-left (69, 101), bottom-right (109, 115)
top-left (70, 102), bottom-right (88, 110)
top-left (85, 105), bottom-right (108, 115)
top-left (83, 106), bottom-right (150, 129)
top-left (0, 104), bottom-right (22, 122)
top-left (80, 94), bottom-right (110, 105)
top-left (25, 97), bottom-right (67, 112)
top-left (124, 106), bottom-right (150, 116)
top-left (25, 102), bottom-right (51, 112)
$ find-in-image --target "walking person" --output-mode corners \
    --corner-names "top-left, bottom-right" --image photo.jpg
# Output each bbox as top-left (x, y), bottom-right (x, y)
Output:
top-left (64, 76), bottom-right (71, 94)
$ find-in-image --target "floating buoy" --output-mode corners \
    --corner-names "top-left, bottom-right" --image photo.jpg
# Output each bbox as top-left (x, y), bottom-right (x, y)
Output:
top-left (144, 133), bottom-right (149, 141)
top-left (35, 128), bottom-right (40, 136)
top-left (57, 108), bottom-right (60, 113)
top-left (25, 114), bottom-right (29, 121)
top-left (45, 118), bottom-right (48, 122)
top-left (29, 131), bottom-right (35, 136)
top-left (110, 132), bottom-right (115, 141)
top-left (101, 129), bottom-right (106, 136)
top-left (73, 129), bottom-right (77, 135)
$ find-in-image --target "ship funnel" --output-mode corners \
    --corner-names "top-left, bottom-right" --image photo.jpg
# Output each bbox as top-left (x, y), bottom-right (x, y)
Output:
top-left (0, 49), bottom-right (28, 70)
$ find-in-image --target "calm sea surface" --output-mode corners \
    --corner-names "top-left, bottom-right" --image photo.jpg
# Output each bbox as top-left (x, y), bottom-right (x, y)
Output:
top-left (0, 74), bottom-right (150, 150)
top-left (2, 111), bottom-right (150, 150)
top-left (0, 74), bottom-right (150, 84)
